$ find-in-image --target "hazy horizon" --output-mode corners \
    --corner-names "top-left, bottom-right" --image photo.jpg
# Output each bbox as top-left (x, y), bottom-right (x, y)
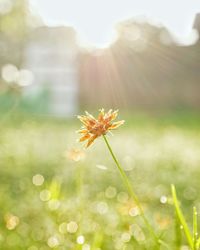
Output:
top-left (30, 0), bottom-right (200, 47)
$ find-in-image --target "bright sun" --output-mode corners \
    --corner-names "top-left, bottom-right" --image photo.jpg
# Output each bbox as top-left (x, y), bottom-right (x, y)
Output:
top-left (76, 26), bottom-right (118, 49)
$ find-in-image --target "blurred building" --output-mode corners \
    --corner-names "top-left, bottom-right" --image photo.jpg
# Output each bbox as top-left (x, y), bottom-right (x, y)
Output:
top-left (80, 16), bottom-right (200, 111)
top-left (2, 11), bottom-right (200, 114)
top-left (193, 13), bottom-right (200, 36)
top-left (23, 26), bottom-right (79, 117)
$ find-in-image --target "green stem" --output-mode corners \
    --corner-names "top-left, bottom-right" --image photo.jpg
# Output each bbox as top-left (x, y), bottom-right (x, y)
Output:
top-left (193, 207), bottom-right (198, 250)
top-left (102, 135), bottom-right (159, 245)
top-left (171, 184), bottom-right (193, 249)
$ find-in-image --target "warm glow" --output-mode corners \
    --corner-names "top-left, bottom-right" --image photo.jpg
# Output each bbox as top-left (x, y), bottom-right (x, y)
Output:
top-left (31, 0), bottom-right (200, 48)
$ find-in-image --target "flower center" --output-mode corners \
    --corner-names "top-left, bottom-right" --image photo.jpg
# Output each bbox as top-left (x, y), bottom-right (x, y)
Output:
top-left (89, 122), bottom-right (108, 136)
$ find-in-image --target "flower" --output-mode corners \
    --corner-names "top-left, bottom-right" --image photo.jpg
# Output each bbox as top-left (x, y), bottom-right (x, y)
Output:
top-left (77, 109), bottom-right (124, 147)
top-left (65, 148), bottom-right (85, 162)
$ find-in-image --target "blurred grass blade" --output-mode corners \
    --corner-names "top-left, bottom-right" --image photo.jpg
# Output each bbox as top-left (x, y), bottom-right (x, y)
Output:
top-left (49, 178), bottom-right (62, 199)
top-left (158, 239), bottom-right (171, 249)
top-left (193, 207), bottom-right (198, 250)
top-left (197, 238), bottom-right (200, 249)
top-left (175, 212), bottom-right (182, 249)
top-left (91, 231), bottom-right (103, 249)
top-left (171, 184), bottom-right (193, 249)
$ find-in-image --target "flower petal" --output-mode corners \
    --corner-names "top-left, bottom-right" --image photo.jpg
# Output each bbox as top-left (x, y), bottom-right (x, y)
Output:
top-left (98, 108), bottom-right (105, 122)
top-left (110, 110), bottom-right (118, 121)
top-left (105, 110), bottom-right (118, 122)
top-left (77, 129), bottom-right (88, 134)
top-left (79, 134), bottom-right (91, 142)
top-left (86, 135), bottom-right (98, 148)
top-left (77, 115), bottom-right (88, 125)
top-left (108, 120), bottom-right (125, 130)
top-left (85, 111), bottom-right (95, 120)
top-left (78, 115), bottom-right (96, 126)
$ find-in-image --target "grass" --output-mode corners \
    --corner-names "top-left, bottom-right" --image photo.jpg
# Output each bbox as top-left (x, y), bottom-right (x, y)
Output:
top-left (0, 110), bottom-right (200, 249)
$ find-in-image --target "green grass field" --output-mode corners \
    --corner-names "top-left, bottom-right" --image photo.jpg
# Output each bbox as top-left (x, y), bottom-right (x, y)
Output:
top-left (0, 111), bottom-right (200, 250)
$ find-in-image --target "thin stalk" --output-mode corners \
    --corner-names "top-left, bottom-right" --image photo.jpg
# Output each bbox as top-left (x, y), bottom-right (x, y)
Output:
top-left (171, 184), bottom-right (193, 249)
top-left (102, 135), bottom-right (159, 245)
top-left (193, 207), bottom-right (198, 250)
top-left (197, 238), bottom-right (200, 249)
top-left (175, 211), bottom-right (182, 249)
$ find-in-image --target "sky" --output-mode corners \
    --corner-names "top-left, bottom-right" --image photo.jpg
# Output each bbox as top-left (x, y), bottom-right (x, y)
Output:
top-left (30, 0), bottom-right (200, 48)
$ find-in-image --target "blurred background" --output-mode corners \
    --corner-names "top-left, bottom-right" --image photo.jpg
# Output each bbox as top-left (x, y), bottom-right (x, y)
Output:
top-left (0, 0), bottom-right (200, 249)
top-left (0, 0), bottom-right (200, 115)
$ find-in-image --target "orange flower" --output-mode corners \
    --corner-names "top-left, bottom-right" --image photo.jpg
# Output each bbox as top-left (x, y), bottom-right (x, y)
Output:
top-left (65, 148), bottom-right (85, 162)
top-left (77, 109), bottom-right (124, 147)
